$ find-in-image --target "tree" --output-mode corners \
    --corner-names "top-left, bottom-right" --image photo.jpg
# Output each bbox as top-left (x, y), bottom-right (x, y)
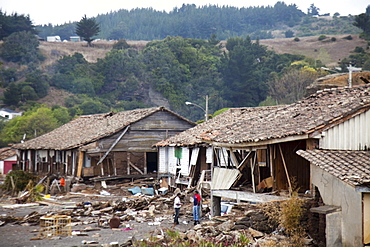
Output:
top-left (0, 31), bottom-right (44, 64)
top-left (285, 30), bottom-right (294, 38)
top-left (307, 4), bottom-right (320, 16)
top-left (0, 11), bottom-right (36, 40)
top-left (353, 13), bottom-right (370, 38)
top-left (0, 106), bottom-right (59, 144)
top-left (268, 67), bottom-right (326, 104)
top-left (75, 15), bottom-right (100, 47)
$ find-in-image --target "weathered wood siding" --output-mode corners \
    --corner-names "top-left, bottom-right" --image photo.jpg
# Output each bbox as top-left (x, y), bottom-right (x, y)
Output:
top-left (270, 140), bottom-right (310, 192)
top-left (98, 111), bottom-right (194, 152)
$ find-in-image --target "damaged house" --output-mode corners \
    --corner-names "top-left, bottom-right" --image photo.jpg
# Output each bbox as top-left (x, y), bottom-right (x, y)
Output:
top-left (199, 85), bottom-right (370, 246)
top-left (155, 106), bottom-right (283, 190)
top-left (13, 107), bottom-right (195, 179)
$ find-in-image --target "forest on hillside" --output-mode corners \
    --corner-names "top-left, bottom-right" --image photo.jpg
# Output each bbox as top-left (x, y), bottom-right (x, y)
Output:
top-left (35, 3), bottom-right (360, 41)
top-left (0, 5), bottom-right (369, 147)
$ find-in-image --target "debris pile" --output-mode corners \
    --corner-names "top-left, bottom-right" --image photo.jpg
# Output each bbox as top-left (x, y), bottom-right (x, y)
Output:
top-left (0, 176), bottom-right (316, 246)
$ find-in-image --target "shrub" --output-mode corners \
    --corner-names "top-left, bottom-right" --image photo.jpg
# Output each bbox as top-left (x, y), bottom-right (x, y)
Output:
top-left (1, 170), bottom-right (36, 193)
top-left (318, 35), bottom-right (327, 41)
top-left (343, 35), bottom-right (353, 40)
top-left (280, 197), bottom-right (305, 236)
top-left (354, 46), bottom-right (365, 53)
top-left (331, 37), bottom-right (336, 42)
top-left (113, 39), bottom-right (131, 50)
top-left (285, 30), bottom-right (294, 38)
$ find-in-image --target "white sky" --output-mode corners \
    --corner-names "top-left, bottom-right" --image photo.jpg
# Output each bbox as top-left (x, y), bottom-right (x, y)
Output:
top-left (1, 0), bottom-right (369, 26)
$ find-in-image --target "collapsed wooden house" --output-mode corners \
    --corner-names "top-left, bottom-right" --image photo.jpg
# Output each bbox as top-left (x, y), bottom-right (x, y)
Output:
top-left (13, 107), bottom-right (195, 179)
top-left (198, 85), bottom-right (370, 246)
top-left (155, 106), bottom-right (284, 189)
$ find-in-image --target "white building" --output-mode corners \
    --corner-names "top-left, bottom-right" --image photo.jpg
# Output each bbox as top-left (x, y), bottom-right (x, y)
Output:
top-left (0, 108), bottom-right (22, 120)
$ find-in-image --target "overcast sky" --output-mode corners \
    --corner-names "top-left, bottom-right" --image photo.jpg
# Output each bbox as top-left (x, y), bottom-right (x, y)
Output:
top-left (1, 0), bottom-right (369, 26)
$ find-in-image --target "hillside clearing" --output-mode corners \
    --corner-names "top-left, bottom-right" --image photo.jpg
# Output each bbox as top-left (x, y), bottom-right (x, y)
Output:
top-left (39, 34), bottom-right (367, 69)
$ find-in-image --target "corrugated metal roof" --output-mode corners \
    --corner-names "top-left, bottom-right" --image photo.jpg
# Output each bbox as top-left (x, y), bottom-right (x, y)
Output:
top-left (201, 85), bottom-right (370, 144)
top-left (13, 107), bottom-right (193, 150)
top-left (156, 105), bottom-right (284, 147)
top-left (297, 149), bottom-right (370, 186)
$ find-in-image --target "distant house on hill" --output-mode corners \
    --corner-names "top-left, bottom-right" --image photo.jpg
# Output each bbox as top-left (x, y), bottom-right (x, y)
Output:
top-left (70, 36), bottom-right (80, 42)
top-left (0, 108), bottom-right (22, 120)
top-left (46, 36), bottom-right (61, 42)
top-left (13, 107), bottom-right (195, 179)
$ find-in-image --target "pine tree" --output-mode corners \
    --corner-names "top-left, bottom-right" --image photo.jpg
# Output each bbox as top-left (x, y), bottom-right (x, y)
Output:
top-left (75, 15), bottom-right (100, 47)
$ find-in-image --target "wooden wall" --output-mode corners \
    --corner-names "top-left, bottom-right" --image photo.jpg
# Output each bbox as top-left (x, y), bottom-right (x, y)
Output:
top-left (98, 111), bottom-right (194, 152)
top-left (271, 140), bottom-right (310, 192)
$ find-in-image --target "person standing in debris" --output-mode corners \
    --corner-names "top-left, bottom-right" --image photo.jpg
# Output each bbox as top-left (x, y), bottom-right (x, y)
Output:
top-left (59, 177), bottom-right (65, 193)
top-left (193, 190), bottom-right (201, 225)
top-left (173, 193), bottom-right (182, 226)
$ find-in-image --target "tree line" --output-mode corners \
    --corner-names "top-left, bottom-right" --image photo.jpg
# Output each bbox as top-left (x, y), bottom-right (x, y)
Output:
top-left (35, 3), bottom-right (362, 42)
top-left (1, 5), bottom-right (369, 146)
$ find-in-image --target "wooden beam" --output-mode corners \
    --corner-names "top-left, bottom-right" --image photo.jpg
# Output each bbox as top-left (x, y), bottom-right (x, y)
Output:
top-left (251, 152), bottom-right (257, 193)
top-left (278, 144), bottom-right (292, 195)
top-left (77, 151), bottom-right (84, 178)
top-left (113, 152), bottom-right (117, 176)
top-left (127, 153), bottom-right (131, 175)
top-left (237, 151), bottom-right (253, 170)
top-left (129, 162), bottom-right (144, 175)
top-left (96, 125), bottom-right (130, 167)
top-left (144, 152), bottom-right (147, 174)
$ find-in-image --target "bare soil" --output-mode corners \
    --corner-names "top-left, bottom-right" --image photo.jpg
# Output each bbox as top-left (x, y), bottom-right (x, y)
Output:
top-left (39, 34), bottom-right (367, 69)
top-left (259, 34), bottom-right (367, 67)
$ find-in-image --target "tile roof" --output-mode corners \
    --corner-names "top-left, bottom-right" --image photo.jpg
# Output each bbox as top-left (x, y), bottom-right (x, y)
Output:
top-left (200, 85), bottom-right (370, 145)
top-left (13, 107), bottom-right (193, 150)
top-left (297, 149), bottom-right (370, 187)
top-left (156, 106), bottom-right (284, 147)
top-left (0, 147), bottom-right (17, 160)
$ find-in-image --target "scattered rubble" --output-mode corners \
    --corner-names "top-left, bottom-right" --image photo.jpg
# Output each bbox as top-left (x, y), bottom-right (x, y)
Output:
top-left (0, 176), bottom-right (316, 246)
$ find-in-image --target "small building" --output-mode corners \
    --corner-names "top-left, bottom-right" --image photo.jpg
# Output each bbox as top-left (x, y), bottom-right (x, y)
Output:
top-left (46, 36), bottom-right (61, 42)
top-left (0, 108), bottom-right (22, 120)
top-left (0, 147), bottom-right (17, 174)
top-left (70, 36), bottom-right (80, 42)
top-left (13, 107), bottom-right (195, 179)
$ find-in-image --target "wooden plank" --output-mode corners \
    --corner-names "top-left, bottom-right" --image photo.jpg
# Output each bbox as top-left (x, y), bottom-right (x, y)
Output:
top-left (278, 144), bottom-right (292, 194)
top-left (211, 167), bottom-right (241, 190)
top-left (189, 148), bottom-right (200, 166)
top-left (129, 162), bottom-right (144, 175)
top-left (96, 125), bottom-right (130, 167)
top-left (237, 151), bottom-right (253, 169)
top-left (76, 151), bottom-right (84, 178)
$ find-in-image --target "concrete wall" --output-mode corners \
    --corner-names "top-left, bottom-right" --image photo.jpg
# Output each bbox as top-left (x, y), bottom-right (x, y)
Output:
top-left (311, 165), bottom-right (363, 246)
top-left (364, 193), bottom-right (370, 244)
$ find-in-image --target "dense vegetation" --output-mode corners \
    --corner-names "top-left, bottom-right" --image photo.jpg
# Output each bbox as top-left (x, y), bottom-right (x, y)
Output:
top-left (35, 3), bottom-right (361, 41)
top-left (0, 5), bottom-right (369, 147)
